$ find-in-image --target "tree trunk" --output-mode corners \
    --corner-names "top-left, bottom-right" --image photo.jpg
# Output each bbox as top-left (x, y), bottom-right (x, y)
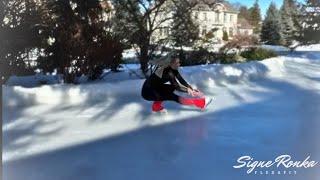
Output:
top-left (139, 44), bottom-right (149, 77)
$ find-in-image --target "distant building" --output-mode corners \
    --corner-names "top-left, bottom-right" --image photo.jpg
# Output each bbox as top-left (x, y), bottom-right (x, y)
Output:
top-left (152, 0), bottom-right (254, 43)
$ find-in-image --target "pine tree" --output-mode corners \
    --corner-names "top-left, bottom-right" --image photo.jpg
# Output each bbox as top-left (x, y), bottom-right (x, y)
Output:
top-left (39, 0), bottom-right (122, 82)
top-left (0, 0), bottom-right (47, 83)
top-left (280, 0), bottom-right (300, 46)
top-left (43, 1), bottom-right (94, 80)
top-left (296, 0), bottom-right (320, 45)
top-left (261, 2), bottom-right (282, 45)
top-left (171, 1), bottom-right (199, 48)
top-left (249, 0), bottom-right (262, 33)
top-left (239, 6), bottom-right (250, 21)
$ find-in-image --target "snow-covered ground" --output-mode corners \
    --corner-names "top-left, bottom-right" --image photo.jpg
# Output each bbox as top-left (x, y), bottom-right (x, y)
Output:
top-left (261, 44), bottom-right (320, 52)
top-left (2, 50), bottom-right (320, 180)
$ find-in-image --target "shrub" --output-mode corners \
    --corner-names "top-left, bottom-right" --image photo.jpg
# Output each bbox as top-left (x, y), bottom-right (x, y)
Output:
top-left (0, 58), bottom-right (34, 84)
top-left (240, 47), bottom-right (277, 61)
top-left (220, 34), bottom-right (259, 53)
top-left (219, 53), bottom-right (245, 64)
top-left (181, 48), bottom-right (217, 66)
top-left (222, 31), bottom-right (229, 41)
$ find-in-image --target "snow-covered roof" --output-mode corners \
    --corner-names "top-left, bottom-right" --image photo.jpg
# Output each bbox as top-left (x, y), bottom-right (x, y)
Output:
top-left (192, 0), bottom-right (238, 13)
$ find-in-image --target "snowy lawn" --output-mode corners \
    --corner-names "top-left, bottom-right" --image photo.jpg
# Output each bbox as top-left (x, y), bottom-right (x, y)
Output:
top-left (2, 50), bottom-right (320, 180)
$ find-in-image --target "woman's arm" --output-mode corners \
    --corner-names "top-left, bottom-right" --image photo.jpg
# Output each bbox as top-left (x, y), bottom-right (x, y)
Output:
top-left (176, 70), bottom-right (193, 89)
top-left (167, 71), bottom-right (188, 92)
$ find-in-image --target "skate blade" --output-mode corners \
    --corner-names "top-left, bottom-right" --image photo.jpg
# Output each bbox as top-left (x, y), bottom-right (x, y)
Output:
top-left (152, 109), bottom-right (168, 114)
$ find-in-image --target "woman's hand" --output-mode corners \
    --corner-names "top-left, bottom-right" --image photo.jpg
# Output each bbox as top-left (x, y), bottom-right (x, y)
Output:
top-left (187, 87), bottom-right (195, 96)
top-left (192, 88), bottom-right (204, 97)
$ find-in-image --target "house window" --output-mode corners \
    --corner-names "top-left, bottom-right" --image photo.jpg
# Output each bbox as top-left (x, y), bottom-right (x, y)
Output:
top-left (244, 30), bottom-right (248, 35)
top-left (213, 12), bottom-right (215, 22)
top-left (224, 13), bottom-right (227, 23)
top-left (230, 15), bottom-right (233, 23)
top-left (215, 12), bottom-right (219, 22)
top-left (229, 28), bottom-right (233, 37)
top-left (204, 12), bottom-right (207, 21)
top-left (159, 28), bottom-right (163, 36)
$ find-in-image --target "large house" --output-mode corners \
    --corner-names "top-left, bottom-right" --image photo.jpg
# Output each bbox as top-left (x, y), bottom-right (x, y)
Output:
top-left (152, 1), bottom-right (253, 43)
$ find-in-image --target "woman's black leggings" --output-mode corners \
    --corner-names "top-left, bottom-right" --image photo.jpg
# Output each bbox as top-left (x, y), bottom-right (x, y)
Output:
top-left (141, 81), bottom-right (179, 102)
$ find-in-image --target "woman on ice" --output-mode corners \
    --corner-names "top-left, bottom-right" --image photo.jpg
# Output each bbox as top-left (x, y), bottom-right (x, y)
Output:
top-left (141, 56), bottom-right (206, 113)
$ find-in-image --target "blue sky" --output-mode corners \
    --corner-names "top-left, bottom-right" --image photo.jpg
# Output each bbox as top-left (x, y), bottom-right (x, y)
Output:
top-left (228, 0), bottom-right (305, 18)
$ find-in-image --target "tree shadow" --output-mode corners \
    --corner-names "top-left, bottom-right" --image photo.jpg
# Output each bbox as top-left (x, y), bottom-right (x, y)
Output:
top-left (2, 86), bottom-right (38, 126)
top-left (3, 118), bottom-right (63, 152)
top-left (287, 51), bottom-right (320, 61)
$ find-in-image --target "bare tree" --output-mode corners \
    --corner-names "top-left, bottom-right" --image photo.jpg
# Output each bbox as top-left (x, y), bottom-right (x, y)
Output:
top-left (112, 0), bottom-right (200, 76)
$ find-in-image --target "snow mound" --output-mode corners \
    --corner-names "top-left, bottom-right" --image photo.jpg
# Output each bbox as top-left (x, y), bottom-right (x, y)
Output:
top-left (260, 45), bottom-right (289, 52)
top-left (3, 58), bottom-right (287, 109)
top-left (5, 65), bottom-right (142, 88)
top-left (296, 44), bottom-right (320, 51)
top-left (260, 44), bottom-right (320, 52)
top-left (6, 74), bottom-right (61, 87)
top-left (3, 80), bottom-right (143, 109)
top-left (122, 49), bottom-right (137, 59)
top-left (184, 58), bottom-right (285, 88)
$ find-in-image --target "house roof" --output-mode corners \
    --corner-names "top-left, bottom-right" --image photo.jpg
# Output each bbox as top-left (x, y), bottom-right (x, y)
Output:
top-left (192, 0), bottom-right (238, 13)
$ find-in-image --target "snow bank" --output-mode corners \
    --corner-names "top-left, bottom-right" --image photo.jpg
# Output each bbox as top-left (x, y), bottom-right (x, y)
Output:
top-left (296, 44), bottom-right (320, 51)
top-left (5, 65), bottom-right (142, 88)
top-left (122, 49), bottom-right (137, 59)
top-left (3, 57), bottom-right (287, 109)
top-left (261, 44), bottom-right (320, 52)
top-left (3, 79), bottom-right (142, 109)
top-left (183, 57), bottom-right (285, 89)
top-left (3, 57), bottom-right (285, 111)
top-left (260, 45), bottom-right (290, 52)
top-left (6, 74), bottom-right (61, 87)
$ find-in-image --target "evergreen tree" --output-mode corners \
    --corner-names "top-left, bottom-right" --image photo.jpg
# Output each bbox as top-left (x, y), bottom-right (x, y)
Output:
top-left (0, 0), bottom-right (47, 83)
top-left (171, 1), bottom-right (199, 48)
top-left (43, 0), bottom-right (124, 82)
top-left (249, 0), bottom-right (262, 33)
top-left (280, 0), bottom-right (300, 46)
top-left (296, 0), bottom-right (320, 45)
top-left (0, 0), bottom-right (124, 83)
top-left (261, 2), bottom-right (282, 45)
top-left (238, 6), bottom-right (251, 21)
